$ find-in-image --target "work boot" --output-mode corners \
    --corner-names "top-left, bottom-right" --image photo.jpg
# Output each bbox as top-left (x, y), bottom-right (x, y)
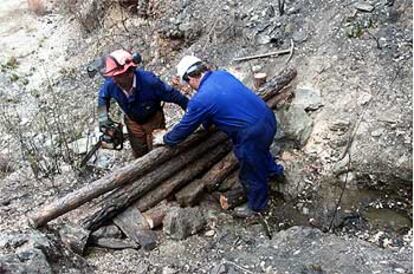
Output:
top-left (233, 204), bottom-right (259, 218)
top-left (270, 173), bottom-right (287, 184)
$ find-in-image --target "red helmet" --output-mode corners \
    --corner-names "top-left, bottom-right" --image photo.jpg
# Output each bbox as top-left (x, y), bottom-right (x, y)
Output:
top-left (102, 49), bottom-right (137, 77)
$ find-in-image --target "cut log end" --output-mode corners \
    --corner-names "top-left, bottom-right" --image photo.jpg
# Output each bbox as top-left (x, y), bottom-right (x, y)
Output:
top-left (253, 72), bottom-right (268, 89)
top-left (219, 184), bottom-right (246, 210)
top-left (220, 195), bottom-right (230, 210)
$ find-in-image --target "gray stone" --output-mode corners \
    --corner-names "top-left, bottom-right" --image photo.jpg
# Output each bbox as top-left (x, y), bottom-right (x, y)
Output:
top-left (0, 248), bottom-right (52, 274)
top-left (252, 65), bottom-right (262, 73)
top-left (358, 91), bottom-right (372, 106)
top-left (292, 30), bottom-right (308, 43)
top-left (91, 224), bottom-right (123, 239)
top-left (329, 119), bottom-right (350, 131)
top-left (162, 266), bottom-right (178, 274)
top-left (260, 226), bottom-right (412, 273)
top-left (0, 153), bottom-right (13, 173)
top-left (332, 155), bottom-right (350, 175)
top-left (210, 263), bottom-right (227, 274)
top-left (371, 128), bottom-right (384, 137)
top-left (272, 152), bottom-right (308, 199)
top-left (276, 106), bottom-right (314, 146)
top-left (354, 2), bottom-right (375, 12)
top-left (0, 231), bottom-right (91, 274)
top-left (163, 207), bottom-right (207, 240)
top-left (59, 223), bottom-right (90, 255)
top-left (69, 135), bottom-right (99, 155)
top-left (292, 88), bottom-right (323, 111)
top-left (76, 0), bottom-right (107, 33)
top-left (257, 35), bottom-right (271, 45)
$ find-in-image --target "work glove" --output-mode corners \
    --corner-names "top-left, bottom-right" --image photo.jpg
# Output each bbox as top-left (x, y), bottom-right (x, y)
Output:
top-left (97, 106), bottom-right (112, 133)
top-left (152, 129), bottom-right (168, 147)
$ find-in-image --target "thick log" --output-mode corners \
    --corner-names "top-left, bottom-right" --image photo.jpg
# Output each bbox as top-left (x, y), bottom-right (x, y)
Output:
top-left (173, 151), bottom-right (238, 207)
top-left (217, 169), bottom-right (239, 192)
top-left (219, 183), bottom-right (246, 210)
top-left (203, 151), bottom-right (239, 191)
top-left (113, 206), bottom-right (157, 251)
top-left (175, 179), bottom-right (204, 206)
top-left (81, 132), bottom-right (228, 230)
top-left (267, 86), bottom-right (294, 109)
top-left (141, 200), bottom-right (177, 229)
top-left (174, 151), bottom-right (238, 206)
top-left (28, 131), bottom-right (210, 228)
top-left (253, 72), bottom-right (267, 89)
top-left (257, 67), bottom-right (297, 101)
top-left (135, 143), bottom-right (231, 212)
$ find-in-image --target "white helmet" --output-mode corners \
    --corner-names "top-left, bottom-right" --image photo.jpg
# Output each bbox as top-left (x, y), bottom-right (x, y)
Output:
top-left (176, 55), bottom-right (202, 84)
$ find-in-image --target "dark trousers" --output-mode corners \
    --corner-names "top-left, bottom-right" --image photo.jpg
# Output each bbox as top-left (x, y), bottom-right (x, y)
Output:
top-left (233, 113), bottom-right (283, 211)
top-left (124, 111), bottom-right (165, 158)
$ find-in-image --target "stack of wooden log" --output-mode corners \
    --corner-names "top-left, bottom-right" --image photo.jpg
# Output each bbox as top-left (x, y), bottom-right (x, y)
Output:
top-left (29, 68), bottom-right (297, 252)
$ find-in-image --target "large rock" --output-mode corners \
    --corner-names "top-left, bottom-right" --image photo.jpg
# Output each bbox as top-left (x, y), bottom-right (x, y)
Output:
top-left (75, 0), bottom-right (107, 33)
top-left (147, 224), bottom-right (412, 274)
top-left (0, 231), bottom-right (91, 274)
top-left (292, 87), bottom-right (323, 111)
top-left (271, 150), bottom-right (309, 199)
top-left (259, 226), bottom-right (412, 273)
top-left (163, 207), bottom-right (207, 240)
top-left (276, 105), bottom-right (314, 146)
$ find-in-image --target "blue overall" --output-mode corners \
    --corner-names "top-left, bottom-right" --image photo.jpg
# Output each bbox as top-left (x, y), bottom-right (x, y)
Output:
top-left (164, 70), bottom-right (283, 211)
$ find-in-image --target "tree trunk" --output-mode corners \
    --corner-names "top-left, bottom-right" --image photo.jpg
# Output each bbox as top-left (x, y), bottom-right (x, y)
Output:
top-left (29, 131), bottom-right (210, 228)
top-left (219, 183), bottom-right (246, 210)
top-left (135, 142), bottom-right (231, 212)
top-left (142, 200), bottom-right (175, 229)
top-left (174, 179), bottom-right (205, 207)
top-left (217, 169), bottom-right (239, 192)
top-left (174, 151), bottom-right (238, 206)
top-left (257, 67), bottom-right (296, 101)
top-left (203, 151), bottom-right (239, 191)
top-left (81, 132), bottom-right (228, 230)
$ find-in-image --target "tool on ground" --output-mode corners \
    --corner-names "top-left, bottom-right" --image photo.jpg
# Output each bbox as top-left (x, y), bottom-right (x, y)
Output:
top-left (80, 122), bottom-right (125, 168)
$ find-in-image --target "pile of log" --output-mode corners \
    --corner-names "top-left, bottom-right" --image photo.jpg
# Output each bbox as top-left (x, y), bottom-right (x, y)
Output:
top-left (29, 68), bottom-right (297, 252)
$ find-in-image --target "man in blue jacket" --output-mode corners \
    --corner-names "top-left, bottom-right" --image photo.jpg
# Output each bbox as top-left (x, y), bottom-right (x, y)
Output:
top-left (160, 56), bottom-right (284, 217)
top-left (98, 49), bottom-right (189, 158)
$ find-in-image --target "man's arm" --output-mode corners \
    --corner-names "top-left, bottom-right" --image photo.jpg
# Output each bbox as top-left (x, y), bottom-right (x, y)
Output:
top-left (152, 73), bottom-right (189, 110)
top-left (163, 100), bottom-right (211, 147)
top-left (97, 81), bottom-right (112, 131)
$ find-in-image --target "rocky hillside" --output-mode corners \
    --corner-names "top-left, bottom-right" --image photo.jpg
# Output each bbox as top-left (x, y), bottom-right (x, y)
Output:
top-left (0, 0), bottom-right (412, 273)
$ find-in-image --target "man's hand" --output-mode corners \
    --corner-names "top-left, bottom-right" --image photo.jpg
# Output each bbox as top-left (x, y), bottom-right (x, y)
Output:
top-left (152, 129), bottom-right (168, 147)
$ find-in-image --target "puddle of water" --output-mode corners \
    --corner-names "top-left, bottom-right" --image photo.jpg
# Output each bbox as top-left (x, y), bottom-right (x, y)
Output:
top-left (364, 208), bottom-right (412, 231)
top-left (316, 180), bottom-right (412, 233)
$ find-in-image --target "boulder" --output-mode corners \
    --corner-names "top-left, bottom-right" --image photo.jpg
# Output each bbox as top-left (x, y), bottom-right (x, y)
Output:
top-left (0, 231), bottom-right (91, 274)
top-left (261, 226), bottom-right (412, 273)
top-left (276, 105), bottom-right (314, 146)
top-left (163, 207), bottom-right (207, 240)
top-left (292, 87), bottom-right (323, 111)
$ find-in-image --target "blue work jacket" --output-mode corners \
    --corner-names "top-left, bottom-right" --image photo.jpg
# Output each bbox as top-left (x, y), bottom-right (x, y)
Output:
top-left (164, 70), bottom-right (275, 146)
top-left (98, 69), bottom-right (188, 124)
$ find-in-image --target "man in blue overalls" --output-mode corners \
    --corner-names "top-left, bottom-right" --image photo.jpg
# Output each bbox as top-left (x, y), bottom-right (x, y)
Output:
top-left (98, 49), bottom-right (189, 158)
top-left (160, 56), bottom-right (284, 217)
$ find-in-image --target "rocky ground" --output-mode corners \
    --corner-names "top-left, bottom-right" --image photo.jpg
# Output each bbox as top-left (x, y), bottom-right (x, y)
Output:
top-left (0, 0), bottom-right (412, 273)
